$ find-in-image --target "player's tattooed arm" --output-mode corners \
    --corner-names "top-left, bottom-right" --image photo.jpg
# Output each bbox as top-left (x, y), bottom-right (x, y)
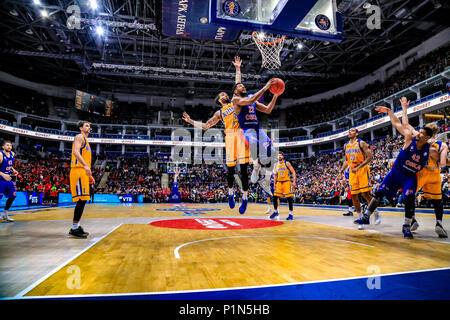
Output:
top-left (353, 141), bottom-right (373, 172)
top-left (254, 93), bottom-right (279, 114)
top-left (232, 79), bottom-right (275, 107)
top-left (440, 143), bottom-right (448, 167)
top-left (375, 105), bottom-right (413, 141)
top-left (233, 56), bottom-right (242, 84)
top-left (399, 97), bottom-right (419, 136)
top-left (182, 111), bottom-right (220, 130)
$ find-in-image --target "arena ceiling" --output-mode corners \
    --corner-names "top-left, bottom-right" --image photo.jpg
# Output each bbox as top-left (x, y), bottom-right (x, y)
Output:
top-left (0, 0), bottom-right (448, 100)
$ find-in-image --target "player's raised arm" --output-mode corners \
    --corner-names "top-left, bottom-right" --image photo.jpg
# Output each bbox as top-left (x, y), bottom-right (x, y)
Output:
top-left (232, 79), bottom-right (275, 107)
top-left (286, 161), bottom-right (297, 188)
top-left (439, 142), bottom-right (448, 167)
top-left (375, 106), bottom-right (413, 141)
top-left (182, 111), bottom-right (221, 130)
top-left (399, 97), bottom-right (419, 136)
top-left (232, 56), bottom-right (242, 84)
top-left (254, 93), bottom-right (280, 114)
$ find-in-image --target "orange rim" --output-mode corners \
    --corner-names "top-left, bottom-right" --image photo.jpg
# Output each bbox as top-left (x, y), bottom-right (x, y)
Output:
top-left (252, 31), bottom-right (286, 45)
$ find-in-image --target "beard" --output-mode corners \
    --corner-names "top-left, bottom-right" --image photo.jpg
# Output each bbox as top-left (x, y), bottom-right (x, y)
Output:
top-left (222, 98), bottom-right (231, 104)
top-left (239, 91), bottom-right (247, 97)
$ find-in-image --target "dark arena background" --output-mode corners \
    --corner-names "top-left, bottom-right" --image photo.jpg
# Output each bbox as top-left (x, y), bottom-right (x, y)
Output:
top-left (0, 0), bottom-right (449, 312)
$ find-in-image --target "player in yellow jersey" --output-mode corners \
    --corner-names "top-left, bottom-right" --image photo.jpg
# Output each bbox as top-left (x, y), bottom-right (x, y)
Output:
top-left (398, 97), bottom-right (448, 238)
top-left (270, 151), bottom-right (296, 220)
top-left (68, 120), bottom-right (95, 238)
top-left (339, 127), bottom-right (380, 227)
top-left (182, 56), bottom-right (252, 214)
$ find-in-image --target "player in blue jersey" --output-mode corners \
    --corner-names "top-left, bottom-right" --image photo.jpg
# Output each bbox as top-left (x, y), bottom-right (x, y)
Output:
top-left (231, 76), bottom-right (281, 197)
top-left (354, 106), bottom-right (439, 238)
top-left (0, 140), bottom-right (19, 222)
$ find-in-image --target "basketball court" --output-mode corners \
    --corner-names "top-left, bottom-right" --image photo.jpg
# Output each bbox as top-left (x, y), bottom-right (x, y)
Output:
top-left (0, 0), bottom-right (449, 309)
top-left (1, 203), bottom-right (448, 300)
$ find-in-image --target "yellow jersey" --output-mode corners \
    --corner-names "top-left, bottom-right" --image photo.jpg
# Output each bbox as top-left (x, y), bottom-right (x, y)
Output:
top-left (71, 135), bottom-right (92, 169)
top-left (425, 138), bottom-right (442, 171)
top-left (345, 139), bottom-right (366, 169)
top-left (219, 103), bottom-right (240, 134)
top-left (275, 161), bottom-right (290, 182)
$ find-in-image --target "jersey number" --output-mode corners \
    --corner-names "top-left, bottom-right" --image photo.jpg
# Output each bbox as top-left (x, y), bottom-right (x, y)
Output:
top-left (248, 105), bottom-right (255, 113)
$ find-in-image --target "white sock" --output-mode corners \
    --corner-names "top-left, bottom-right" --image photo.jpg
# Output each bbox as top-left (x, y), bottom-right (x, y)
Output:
top-left (243, 191), bottom-right (248, 200)
top-left (405, 218), bottom-right (412, 225)
top-left (348, 207), bottom-right (353, 212)
top-left (72, 222), bottom-right (80, 230)
top-left (228, 188), bottom-right (233, 196)
top-left (289, 211), bottom-right (293, 216)
top-left (437, 220), bottom-right (442, 225)
top-left (3, 210), bottom-right (8, 215)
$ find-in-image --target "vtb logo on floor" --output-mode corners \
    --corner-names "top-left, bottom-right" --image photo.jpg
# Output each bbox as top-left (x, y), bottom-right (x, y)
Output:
top-left (151, 218), bottom-right (283, 230)
top-left (156, 204), bottom-right (221, 216)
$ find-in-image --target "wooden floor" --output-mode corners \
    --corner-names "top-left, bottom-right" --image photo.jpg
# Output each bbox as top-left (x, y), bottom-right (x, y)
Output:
top-left (0, 203), bottom-right (449, 298)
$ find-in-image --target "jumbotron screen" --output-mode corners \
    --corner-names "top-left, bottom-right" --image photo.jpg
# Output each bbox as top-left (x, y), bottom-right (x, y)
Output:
top-left (75, 90), bottom-right (117, 117)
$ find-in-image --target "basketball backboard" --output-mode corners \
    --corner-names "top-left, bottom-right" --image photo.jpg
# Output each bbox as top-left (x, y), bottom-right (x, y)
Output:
top-left (160, 0), bottom-right (343, 42)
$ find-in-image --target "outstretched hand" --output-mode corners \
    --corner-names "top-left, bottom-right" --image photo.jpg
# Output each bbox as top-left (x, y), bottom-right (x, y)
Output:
top-left (232, 56), bottom-right (242, 69)
top-left (182, 112), bottom-right (191, 123)
top-left (375, 106), bottom-right (391, 114)
top-left (399, 96), bottom-right (410, 109)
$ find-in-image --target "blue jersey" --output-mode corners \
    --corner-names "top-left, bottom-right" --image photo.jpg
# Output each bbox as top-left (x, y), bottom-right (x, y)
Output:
top-left (392, 139), bottom-right (430, 176)
top-left (344, 167), bottom-right (350, 181)
top-left (0, 151), bottom-right (14, 181)
top-left (237, 102), bottom-right (259, 130)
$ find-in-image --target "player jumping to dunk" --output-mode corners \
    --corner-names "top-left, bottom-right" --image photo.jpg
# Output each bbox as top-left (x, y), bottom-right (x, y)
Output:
top-left (182, 57), bottom-right (255, 214)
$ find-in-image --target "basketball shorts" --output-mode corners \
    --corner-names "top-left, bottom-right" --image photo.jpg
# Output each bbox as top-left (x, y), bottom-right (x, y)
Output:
top-left (224, 129), bottom-right (250, 167)
top-left (70, 168), bottom-right (90, 202)
top-left (417, 169), bottom-right (442, 200)
top-left (378, 167), bottom-right (417, 201)
top-left (0, 179), bottom-right (16, 198)
top-left (242, 127), bottom-right (275, 164)
top-left (349, 165), bottom-right (371, 195)
top-left (274, 180), bottom-right (293, 198)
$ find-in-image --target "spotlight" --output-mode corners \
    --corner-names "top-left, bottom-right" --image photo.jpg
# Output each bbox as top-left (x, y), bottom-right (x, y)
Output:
top-left (296, 42), bottom-right (303, 50)
top-left (199, 17), bottom-right (208, 24)
top-left (363, 2), bottom-right (371, 9)
top-left (89, 0), bottom-right (98, 10)
top-left (96, 26), bottom-right (104, 35)
top-left (33, 0), bottom-right (41, 5)
top-left (41, 10), bottom-right (48, 18)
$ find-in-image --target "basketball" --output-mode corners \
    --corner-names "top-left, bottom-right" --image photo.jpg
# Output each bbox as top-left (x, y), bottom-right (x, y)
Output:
top-left (270, 78), bottom-right (285, 95)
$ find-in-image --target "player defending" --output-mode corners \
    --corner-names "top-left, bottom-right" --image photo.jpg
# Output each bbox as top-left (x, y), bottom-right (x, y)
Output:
top-left (355, 106), bottom-right (439, 238)
top-left (0, 140), bottom-right (19, 222)
top-left (231, 75), bottom-right (280, 188)
top-left (270, 151), bottom-right (296, 220)
top-left (182, 57), bottom-right (253, 214)
top-left (69, 121), bottom-right (95, 238)
top-left (398, 97), bottom-right (448, 238)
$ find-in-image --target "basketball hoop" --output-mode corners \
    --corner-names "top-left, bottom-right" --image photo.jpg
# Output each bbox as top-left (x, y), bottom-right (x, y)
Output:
top-left (252, 31), bottom-right (286, 69)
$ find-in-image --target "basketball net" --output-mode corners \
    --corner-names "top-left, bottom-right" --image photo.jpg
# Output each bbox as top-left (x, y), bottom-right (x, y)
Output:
top-left (252, 31), bottom-right (286, 69)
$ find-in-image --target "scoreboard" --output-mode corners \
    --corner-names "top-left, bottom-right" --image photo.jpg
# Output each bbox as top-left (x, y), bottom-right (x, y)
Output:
top-left (75, 90), bottom-right (117, 117)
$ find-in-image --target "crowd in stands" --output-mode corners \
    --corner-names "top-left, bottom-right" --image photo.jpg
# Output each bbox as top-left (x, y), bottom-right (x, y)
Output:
top-left (287, 46), bottom-right (449, 128)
